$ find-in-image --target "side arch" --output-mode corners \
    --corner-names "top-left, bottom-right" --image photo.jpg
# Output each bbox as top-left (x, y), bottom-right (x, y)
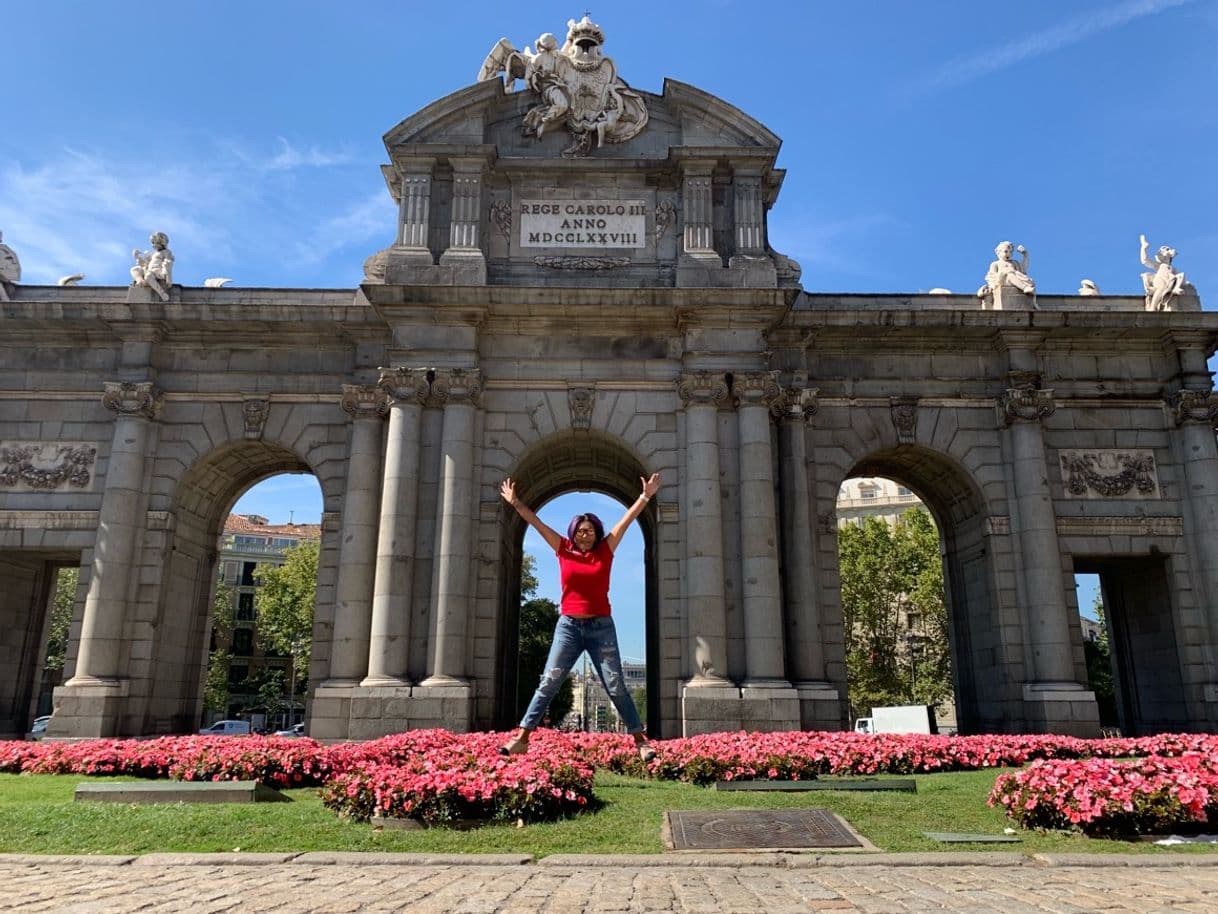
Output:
top-left (829, 443), bottom-right (1018, 734)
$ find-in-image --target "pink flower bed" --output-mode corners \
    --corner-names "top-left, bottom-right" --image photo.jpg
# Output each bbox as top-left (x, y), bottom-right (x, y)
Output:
top-left (989, 753), bottom-right (1218, 836)
top-left (319, 730), bottom-right (595, 825)
top-left (6, 727), bottom-right (1218, 830)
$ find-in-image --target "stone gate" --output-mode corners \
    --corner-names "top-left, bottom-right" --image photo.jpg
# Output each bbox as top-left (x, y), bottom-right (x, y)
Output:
top-left (2, 19), bottom-right (1217, 740)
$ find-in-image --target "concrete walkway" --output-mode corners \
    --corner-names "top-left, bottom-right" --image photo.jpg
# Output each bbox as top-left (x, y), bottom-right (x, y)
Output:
top-left (2, 852), bottom-right (1217, 913)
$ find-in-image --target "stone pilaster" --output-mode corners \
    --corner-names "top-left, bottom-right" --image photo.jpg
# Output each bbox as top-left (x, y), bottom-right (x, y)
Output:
top-left (681, 163), bottom-right (716, 256)
top-left (999, 339), bottom-right (1098, 734)
top-left (438, 157), bottom-right (487, 283)
top-left (322, 385), bottom-right (387, 686)
top-left (776, 383), bottom-right (840, 726)
top-left (396, 159), bottom-right (435, 262)
top-left (420, 368), bottom-right (483, 690)
top-left (361, 368), bottom-right (430, 686)
top-left (732, 168), bottom-right (765, 256)
top-left (676, 371), bottom-right (738, 734)
top-left (52, 382), bottom-right (160, 737)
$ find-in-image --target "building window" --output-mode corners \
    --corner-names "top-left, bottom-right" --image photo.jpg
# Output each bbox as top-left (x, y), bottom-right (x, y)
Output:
top-left (860, 485), bottom-right (877, 500)
top-left (232, 629), bottom-right (254, 656)
top-left (228, 664), bottom-right (248, 686)
top-left (241, 562), bottom-right (258, 586)
top-left (221, 561), bottom-right (236, 583)
top-left (236, 592), bottom-right (255, 621)
top-left (898, 486), bottom-right (912, 496)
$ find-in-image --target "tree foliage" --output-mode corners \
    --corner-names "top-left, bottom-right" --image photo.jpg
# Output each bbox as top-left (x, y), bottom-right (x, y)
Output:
top-left (253, 539), bottom-right (318, 693)
top-left (838, 508), bottom-right (953, 717)
top-left (516, 553), bottom-right (573, 725)
top-left (203, 581), bottom-right (236, 713)
top-left (44, 566), bottom-right (79, 674)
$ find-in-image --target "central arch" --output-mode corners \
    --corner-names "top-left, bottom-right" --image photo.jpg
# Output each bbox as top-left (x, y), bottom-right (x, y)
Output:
top-left (494, 430), bottom-right (660, 733)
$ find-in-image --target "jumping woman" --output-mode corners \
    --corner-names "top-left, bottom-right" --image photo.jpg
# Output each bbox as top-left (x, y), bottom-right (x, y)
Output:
top-left (499, 473), bottom-right (660, 760)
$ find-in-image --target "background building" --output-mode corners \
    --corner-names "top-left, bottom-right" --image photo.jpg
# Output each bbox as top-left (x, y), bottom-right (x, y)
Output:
top-left (208, 514), bottom-right (320, 729)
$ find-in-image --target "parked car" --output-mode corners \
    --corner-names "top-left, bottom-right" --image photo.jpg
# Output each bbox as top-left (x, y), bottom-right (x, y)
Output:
top-left (197, 719), bottom-right (252, 736)
top-left (25, 715), bottom-right (51, 740)
top-left (273, 722), bottom-right (306, 737)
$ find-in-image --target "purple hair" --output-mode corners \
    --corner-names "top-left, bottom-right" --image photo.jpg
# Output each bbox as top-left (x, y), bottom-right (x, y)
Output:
top-left (567, 513), bottom-right (605, 547)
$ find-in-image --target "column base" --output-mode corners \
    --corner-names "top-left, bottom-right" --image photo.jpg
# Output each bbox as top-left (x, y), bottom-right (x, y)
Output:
top-left (436, 248), bottom-right (487, 284)
top-left (1021, 682), bottom-right (1100, 737)
top-left (681, 682), bottom-right (740, 736)
top-left (47, 678), bottom-right (130, 739)
top-left (741, 684), bottom-right (800, 732)
top-left (794, 681), bottom-right (843, 731)
top-left (311, 682), bottom-right (476, 741)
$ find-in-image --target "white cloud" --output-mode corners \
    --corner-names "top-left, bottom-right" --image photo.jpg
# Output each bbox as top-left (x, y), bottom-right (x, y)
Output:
top-left (769, 211), bottom-right (903, 277)
top-left (909, 0), bottom-right (1197, 95)
top-left (0, 137), bottom-right (380, 286)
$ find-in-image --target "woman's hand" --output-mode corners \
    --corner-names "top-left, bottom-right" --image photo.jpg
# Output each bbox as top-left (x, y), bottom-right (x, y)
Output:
top-left (641, 472), bottom-right (661, 500)
top-left (500, 478), bottom-right (518, 508)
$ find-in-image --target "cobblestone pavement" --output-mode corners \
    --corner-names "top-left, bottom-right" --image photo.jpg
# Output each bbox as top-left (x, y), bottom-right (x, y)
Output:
top-left (2, 852), bottom-right (1217, 913)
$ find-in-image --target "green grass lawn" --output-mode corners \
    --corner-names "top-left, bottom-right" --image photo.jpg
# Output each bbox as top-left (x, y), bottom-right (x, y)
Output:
top-left (1, 770), bottom-right (1215, 857)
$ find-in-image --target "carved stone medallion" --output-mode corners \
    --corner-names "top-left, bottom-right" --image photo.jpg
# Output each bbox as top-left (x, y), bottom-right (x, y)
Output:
top-left (890, 397), bottom-right (917, 444)
top-left (568, 386), bottom-right (594, 430)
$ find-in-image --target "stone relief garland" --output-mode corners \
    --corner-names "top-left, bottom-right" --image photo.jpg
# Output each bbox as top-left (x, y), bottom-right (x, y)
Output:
top-left (1059, 450), bottom-right (1159, 499)
top-left (0, 443), bottom-right (96, 490)
top-left (533, 255), bottom-right (629, 270)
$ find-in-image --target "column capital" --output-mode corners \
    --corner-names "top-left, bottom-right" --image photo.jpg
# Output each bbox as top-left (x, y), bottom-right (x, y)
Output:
top-left (676, 370), bottom-right (730, 408)
top-left (731, 370), bottom-right (782, 410)
top-left (428, 367), bottom-right (483, 407)
top-left (376, 367), bottom-right (430, 406)
top-left (101, 381), bottom-right (161, 419)
top-left (776, 385), bottom-right (819, 422)
top-left (340, 384), bottom-right (389, 419)
top-left (1000, 385), bottom-right (1055, 425)
top-left (1169, 389), bottom-right (1218, 427)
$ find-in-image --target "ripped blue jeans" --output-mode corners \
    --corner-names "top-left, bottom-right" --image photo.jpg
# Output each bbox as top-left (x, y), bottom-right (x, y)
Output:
top-left (519, 614), bottom-right (643, 733)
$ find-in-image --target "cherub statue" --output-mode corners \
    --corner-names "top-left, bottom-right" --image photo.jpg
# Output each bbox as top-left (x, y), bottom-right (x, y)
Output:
top-left (977, 240), bottom-right (1035, 307)
top-left (1078, 279), bottom-right (1101, 296)
top-left (130, 232), bottom-right (174, 301)
top-left (1140, 234), bottom-right (1189, 311)
top-left (0, 230), bottom-right (19, 302)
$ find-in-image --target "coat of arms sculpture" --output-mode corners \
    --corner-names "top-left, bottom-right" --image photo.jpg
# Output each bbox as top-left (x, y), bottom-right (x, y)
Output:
top-left (478, 15), bottom-right (649, 157)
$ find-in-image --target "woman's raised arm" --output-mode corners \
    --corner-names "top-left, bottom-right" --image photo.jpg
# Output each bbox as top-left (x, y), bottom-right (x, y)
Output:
top-left (501, 478), bottom-right (564, 553)
top-left (606, 473), bottom-right (661, 552)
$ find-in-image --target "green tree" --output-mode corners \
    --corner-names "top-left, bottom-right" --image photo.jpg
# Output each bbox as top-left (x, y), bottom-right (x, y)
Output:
top-left (44, 566), bottom-right (79, 674)
top-left (1082, 589), bottom-right (1117, 726)
top-left (630, 686), bottom-right (647, 729)
top-left (516, 553), bottom-right (573, 725)
top-left (253, 539), bottom-right (318, 701)
top-left (202, 581), bottom-right (236, 714)
top-left (838, 508), bottom-right (953, 717)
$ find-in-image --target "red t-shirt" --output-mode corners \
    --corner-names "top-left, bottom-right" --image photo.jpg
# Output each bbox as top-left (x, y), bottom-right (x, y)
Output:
top-left (556, 538), bottom-right (613, 617)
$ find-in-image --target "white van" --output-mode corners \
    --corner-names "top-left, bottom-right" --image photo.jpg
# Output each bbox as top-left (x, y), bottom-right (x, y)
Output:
top-left (197, 719), bottom-right (252, 736)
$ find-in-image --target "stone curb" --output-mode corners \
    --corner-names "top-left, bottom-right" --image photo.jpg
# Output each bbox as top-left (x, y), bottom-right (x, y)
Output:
top-left (2, 851), bottom-right (1216, 868)
top-left (292, 852), bottom-right (533, 866)
top-left (130, 853), bottom-right (299, 866)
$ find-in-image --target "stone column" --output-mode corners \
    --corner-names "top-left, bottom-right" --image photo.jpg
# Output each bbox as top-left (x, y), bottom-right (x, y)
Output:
top-left (323, 384), bottom-right (387, 685)
top-left (421, 368), bottom-right (482, 687)
top-left (396, 159), bottom-right (435, 262)
top-left (732, 371), bottom-right (790, 687)
top-left (67, 382), bottom-right (160, 686)
top-left (1167, 336), bottom-right (1218, 677)
top-left (438, 157), bottom-right (487, 283)
top-left (676, 371), bottom-right (732, 685)
top-left (362, 368), bottom-right (430, 686)
top-left (1000, 374), bottom-right (1076, 685)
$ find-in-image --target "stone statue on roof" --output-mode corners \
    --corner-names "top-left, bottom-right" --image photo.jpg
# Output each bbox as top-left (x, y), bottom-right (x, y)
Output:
top-left (478, 15), bottom-right (649, 157)
top-left (130, 232), bottom-right (174, 301)
top-left (977, 240), bottom-right (1036, 309)
top-left (0, 231), bottom-right (19, 302)
top-left (1139, 234), bottom-right (1191, 312)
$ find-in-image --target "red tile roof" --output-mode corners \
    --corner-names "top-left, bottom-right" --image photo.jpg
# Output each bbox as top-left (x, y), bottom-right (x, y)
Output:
top-left (222, 514), bottom-right (322, 539)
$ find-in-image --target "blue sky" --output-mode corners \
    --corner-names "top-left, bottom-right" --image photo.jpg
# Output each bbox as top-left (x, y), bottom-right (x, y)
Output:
top-left (5, 1), bottom-right (1212, 653)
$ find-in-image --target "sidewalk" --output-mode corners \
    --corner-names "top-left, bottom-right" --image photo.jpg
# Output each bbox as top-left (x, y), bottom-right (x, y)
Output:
top-left (4, 852), bottom-right (1218, 913)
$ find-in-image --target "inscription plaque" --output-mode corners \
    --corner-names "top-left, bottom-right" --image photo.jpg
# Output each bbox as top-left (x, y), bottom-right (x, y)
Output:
top-left (519, 199), bottom-right (647, 248)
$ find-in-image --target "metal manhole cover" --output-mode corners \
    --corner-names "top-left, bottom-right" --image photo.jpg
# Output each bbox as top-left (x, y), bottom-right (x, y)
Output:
top-left (665, 809), bottom-right (863, 850)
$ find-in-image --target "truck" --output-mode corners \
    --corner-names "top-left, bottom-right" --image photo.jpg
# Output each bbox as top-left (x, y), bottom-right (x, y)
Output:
top-left (853, 704), bottom-right (936, 735)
